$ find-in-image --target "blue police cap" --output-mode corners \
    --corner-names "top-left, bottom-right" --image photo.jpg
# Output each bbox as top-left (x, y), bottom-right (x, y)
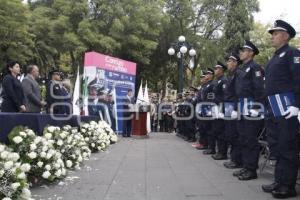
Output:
top-left (227, 53), bottom-right (241, 63)
top-left (206, 68), bottom-right (215, 75)
top-left (268, 20), bottom-right (296, 38)
top-left (240, 40), bottom-right (259, 55)
top-left (214, 61), bottom-right (227, 71)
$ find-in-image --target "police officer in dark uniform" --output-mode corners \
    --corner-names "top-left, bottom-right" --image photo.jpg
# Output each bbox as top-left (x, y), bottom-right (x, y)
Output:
top-left (46, 69), bottom-right (66, 114)
top-left (211, 61), bottom-right (228, 160)
top-left (223, 53), bottom-right (243, 169)
top-left (261, 20), bottom-right (300, 199)
top-left (232, 40), bottom-right (265, 180)
top-left (175, 93), bottom-right (184, 137)
top-left (187, 86), bottom-right (198, 142)
top-left (201, 68), bottom-right (216, 155)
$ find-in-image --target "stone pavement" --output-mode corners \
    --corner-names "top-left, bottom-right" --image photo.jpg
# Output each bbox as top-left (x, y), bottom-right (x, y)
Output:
top-left (31, 132), bottom-right (300, 200)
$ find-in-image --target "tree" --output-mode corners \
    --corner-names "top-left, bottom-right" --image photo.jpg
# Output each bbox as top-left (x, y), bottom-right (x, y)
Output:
top-left (0, 0), bottom-right (34, 70)
top-left (223, 0), bottom-right (259, 54)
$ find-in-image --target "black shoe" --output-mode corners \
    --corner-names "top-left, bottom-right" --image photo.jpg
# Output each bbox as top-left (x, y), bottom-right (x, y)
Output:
top-left (238, 170), bottom-right (257, 181)
top-left (262, 182), bottom-right (279, 193)
top-left (203, 149), bottom-right (216, 155)
top-left (224, 161), bottom-right (242, 169)
top-left (233, 168), bottom-right (247, 177)
top-left (212, 153), bottom-right (228, 160)
top-left (272, 186), bottom-right (297, 199)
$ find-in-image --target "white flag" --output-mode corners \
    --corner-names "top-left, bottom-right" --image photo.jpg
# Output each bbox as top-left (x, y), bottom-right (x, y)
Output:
top-left (144, 81), bottom-right (151, 133)
top-left (136, 81), bottom-right (144, 104)
top-left (72, 66), bottom-right (81, 115)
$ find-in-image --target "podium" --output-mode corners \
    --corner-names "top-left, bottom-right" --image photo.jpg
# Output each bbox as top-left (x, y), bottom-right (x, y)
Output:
top-left (131, 104), bottom-right (150, 139)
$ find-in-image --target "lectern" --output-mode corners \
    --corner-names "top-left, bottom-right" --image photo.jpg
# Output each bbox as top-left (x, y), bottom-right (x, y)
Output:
top-left (131, 104), bottom-right (150, 139)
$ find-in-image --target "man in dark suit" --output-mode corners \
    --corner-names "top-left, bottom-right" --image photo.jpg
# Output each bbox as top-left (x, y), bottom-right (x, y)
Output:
top-left (22, 65), bottom-right (46, 113)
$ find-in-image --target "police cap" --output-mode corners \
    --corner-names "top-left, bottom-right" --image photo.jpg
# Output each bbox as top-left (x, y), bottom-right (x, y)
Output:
top-left (268, 20), bottom-right (296, 38)
top-left (240, 40), bottom-right (259, 55)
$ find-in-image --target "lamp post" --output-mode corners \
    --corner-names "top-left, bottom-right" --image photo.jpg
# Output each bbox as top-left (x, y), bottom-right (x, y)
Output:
top-left (168, 36), bottom-right (196, 93)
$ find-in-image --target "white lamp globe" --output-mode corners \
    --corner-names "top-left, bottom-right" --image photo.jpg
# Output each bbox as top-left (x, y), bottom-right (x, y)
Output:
top-left (180, 46), bottom-right (188, 54)
top-left (189, 48), bottom-right (196, 57)
top-left (178, 36), bottom-right (186, 42)
top-left (168, 48), bottom-right (175, 55)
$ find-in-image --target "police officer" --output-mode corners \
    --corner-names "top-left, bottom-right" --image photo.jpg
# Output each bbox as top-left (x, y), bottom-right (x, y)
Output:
top-left (262, 20), bottom-right (300, 199)
top-left (175, 93), bottom-right (185, 137)
top-left (211, 61), bottom-right (228, 160)
top-left (201, 68), bottom-right (216, 155)
top-left (223, 54), bottom-right (243, 169)
top-left (46, 69), bottom-right (66, 114)
top-left (232, 40), bottom-right (265, 180)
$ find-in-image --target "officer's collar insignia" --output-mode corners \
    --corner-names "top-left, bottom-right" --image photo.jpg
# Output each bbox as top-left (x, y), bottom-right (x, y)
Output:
top-left (245, 67), bottom-right (250, 73)
top-left (279, 52), bottom-right (286, 57)
top-left (218, 80), bottom-right (222, 84)
top-left (206, 84), bottom-right (210, 88)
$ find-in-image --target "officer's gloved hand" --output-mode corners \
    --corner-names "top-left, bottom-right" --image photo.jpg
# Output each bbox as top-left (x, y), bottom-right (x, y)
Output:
top-left (249, 109), bottom-right (259, 117)
top-left (212, 106), bottom-right (219, 119)
top-left (283, 106), bottom-right (299, 119)
top-left (231, 110), bottom-right (238, 119)
top-left (218, 112), bottom-right (224, 119)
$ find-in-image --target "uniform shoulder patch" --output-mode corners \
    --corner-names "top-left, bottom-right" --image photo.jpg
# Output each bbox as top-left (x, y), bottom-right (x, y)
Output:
top-left (294, 57), bottom-right (300, 64)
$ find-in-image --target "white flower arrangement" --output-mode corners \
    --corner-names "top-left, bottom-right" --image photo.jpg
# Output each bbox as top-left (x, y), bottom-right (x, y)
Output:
top-left (80, 121), bottom-right (118, 152)
top-left (0, 144), bottom-right (32, 200)
top-left (44, 125), bottom-right (91, 169)
top-left (8, 126), bottom-right (66, 183)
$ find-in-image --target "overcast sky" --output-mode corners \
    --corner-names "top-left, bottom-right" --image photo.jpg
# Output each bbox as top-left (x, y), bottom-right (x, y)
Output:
top-left (254, 0), bottom-right (300, 33)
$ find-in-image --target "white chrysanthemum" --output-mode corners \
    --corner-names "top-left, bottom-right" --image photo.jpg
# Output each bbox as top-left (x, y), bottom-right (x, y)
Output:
top-left (37, 161), bottom-right (44, 168)
top-left (46, 153), bottom-right (53, 159)
top-left (8, 152), bottom-right (20, 162)
top-left (0, 170), bottom-right (4, 178)
top-left (27, 129), bottom-right (35, 136)
top-left (77, 156), bottom-right (83, 162)
top-left (28, 152), bottom-right (37, 159)
top-left (91, 143), bottom-right (95, 148)
top-left (57, 140), bottom-right (63, 146)
top-left (17, 172), bottom-right (26, 179)
top-left (45, 164), bottom-right (51, 171)
top-left (1, 151), bottom-right (9, 159)
top-left (61, 168), bottom-right (66, 176)
top-left (11, 182), bottom-right (21, 190)
top-left (21, 188), bottom-right (31, 198)
top-left (30, 143), bottom-right (37, 151)
top-left (42, 146), bottom-right (48, 152)
top-left (55, 170), bottom-right (62, 177)
top-left (85, 137), bottom-right (89, 142)
top-left (2, 197), bottom-right (12, 200)
top-left (0, 144), bottom-right (5, 152)
top-left (4, 161), bottom-right (14, 169)
top-left (19, 131), bottom-right (27, 137)
top-left (40, 152), bottom-right (46, 158)
top-left (47, 126), bottom-right (56, 133)
top-left (12, 136), bottom-right (23, 144)
top-left (71, 129), bottom-right (77, 134)
top-left (34, 137), bottom-right (41, 144)
top-left (42, 171), bottom-right (51, 179)
top-left (66, 160), bottom-right (73, 168)
top-left (44, 133), bottom-right (52, 139)
top-left (21, 163), bottom-right (31, 172)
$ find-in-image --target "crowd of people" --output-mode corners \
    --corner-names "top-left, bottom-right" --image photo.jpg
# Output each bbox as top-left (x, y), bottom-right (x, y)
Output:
top-left (150, 20), bottom-right (300, 199)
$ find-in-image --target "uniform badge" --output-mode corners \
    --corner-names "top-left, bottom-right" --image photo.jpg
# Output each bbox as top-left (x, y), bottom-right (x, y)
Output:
top-left (55, 86), bottom-right (59, 90)
top-left (206, 84), bottom-right (210, 88)
top-left (294, 57), bottom-right (300, 64)
top-left (279, 52), bottom-right (286, 57)
top-left (222, 84), bottom-right (226, 89)
top-left (255, 71), bottom-right (261, 77)
top-left (218, 80), bottom-right (221, 84)
top-left (245, 67), bottom-right (250, 73)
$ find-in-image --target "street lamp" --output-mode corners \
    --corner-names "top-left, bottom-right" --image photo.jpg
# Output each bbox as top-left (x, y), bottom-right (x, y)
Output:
top-left (168, 35), bottom-right (196, 93)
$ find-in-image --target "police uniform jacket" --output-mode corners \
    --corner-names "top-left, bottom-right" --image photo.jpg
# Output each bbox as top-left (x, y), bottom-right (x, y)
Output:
top-left (213, 75), bottom-right (227, 104)
top-left (265, 44), bottom-right (300, 108)
top-left (235, 60), bottom-right (264, 103)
